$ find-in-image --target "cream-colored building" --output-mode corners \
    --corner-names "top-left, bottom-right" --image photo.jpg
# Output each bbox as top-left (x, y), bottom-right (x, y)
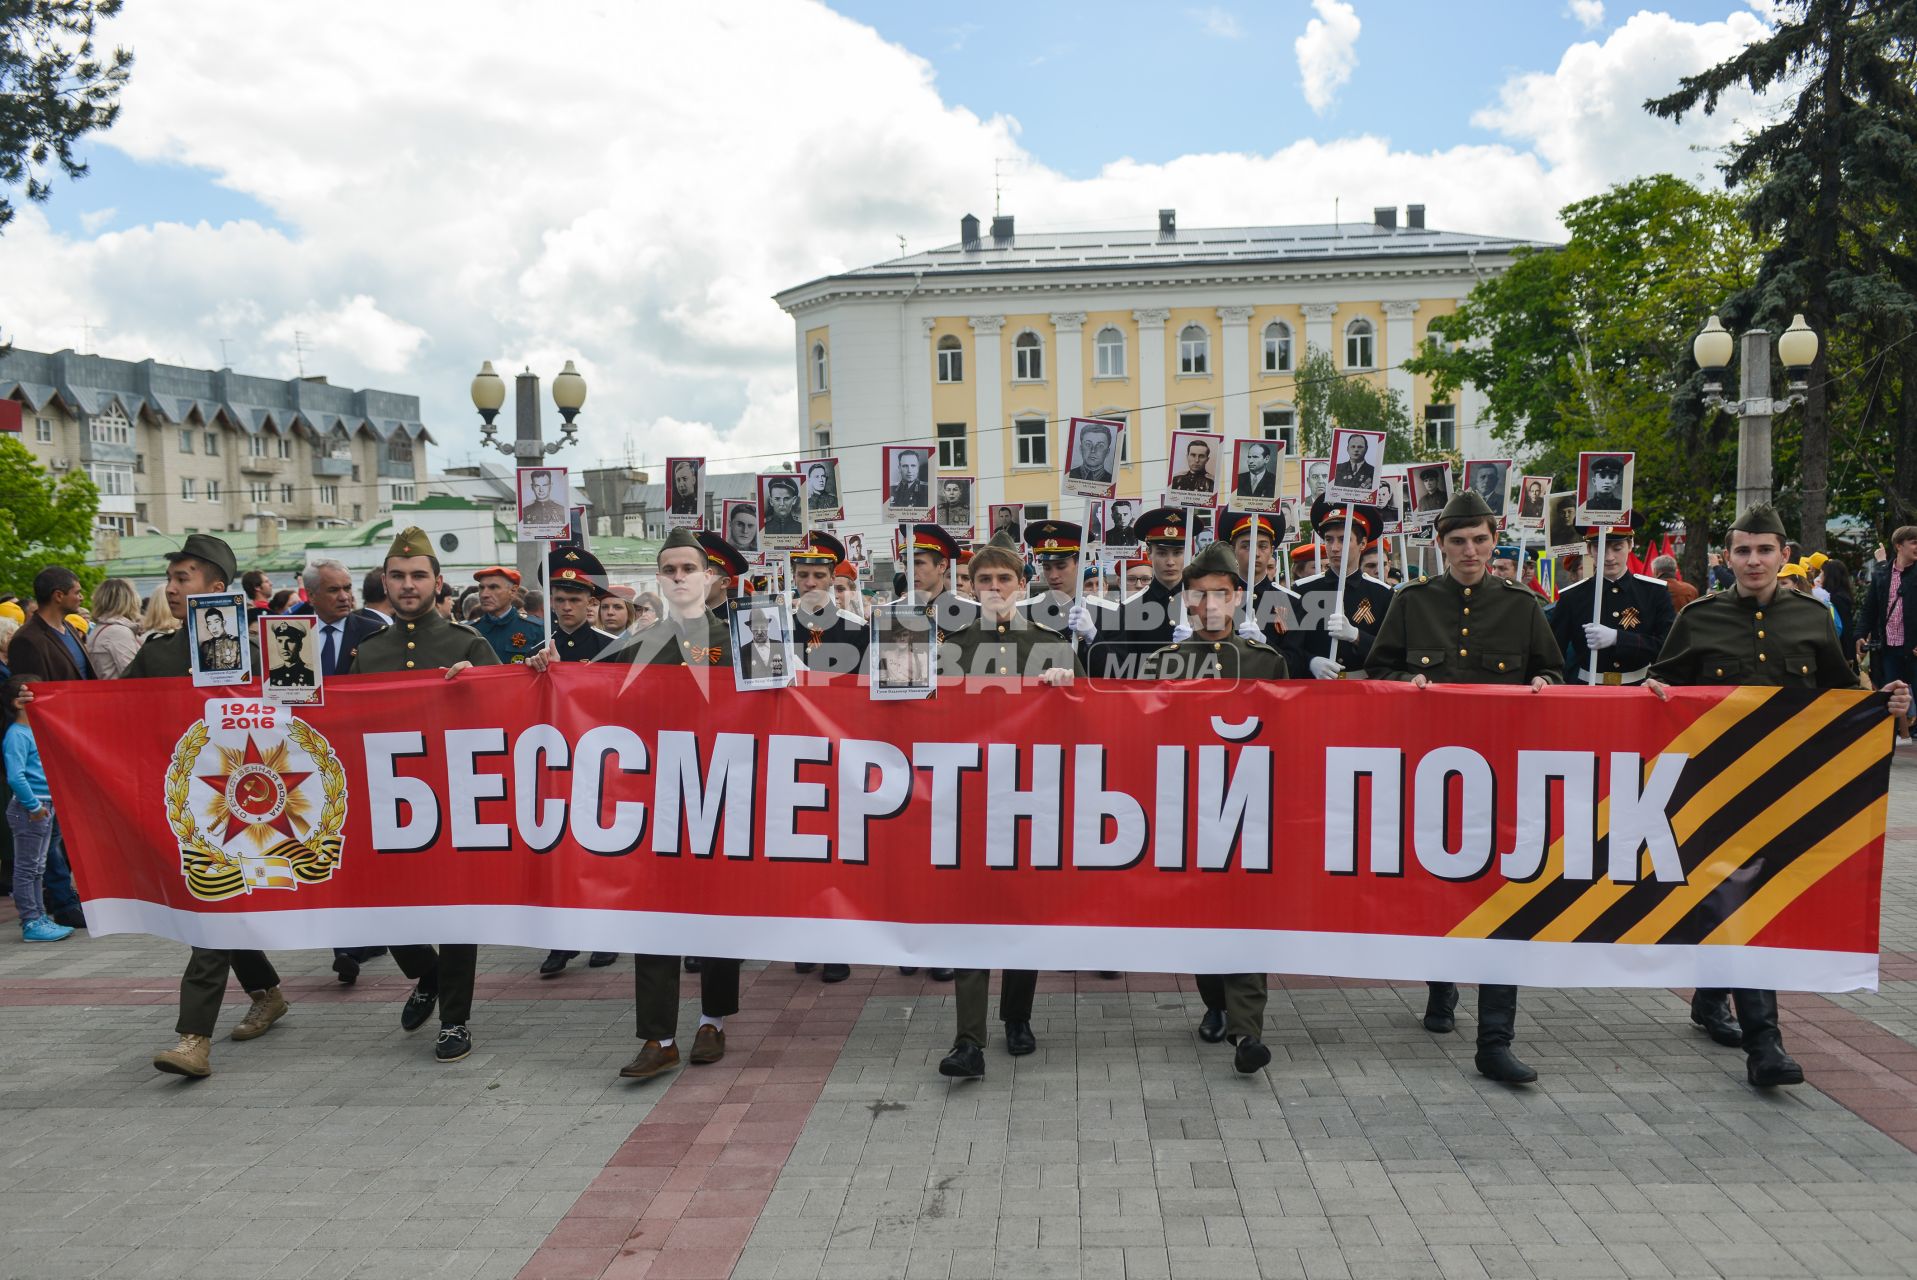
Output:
top-left (775, 207), bottom-right (1549, 539)
top-left (1, 345), bottom-right (430, 543)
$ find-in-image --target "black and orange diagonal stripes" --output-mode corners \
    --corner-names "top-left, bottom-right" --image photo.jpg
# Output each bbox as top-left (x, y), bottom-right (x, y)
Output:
top-left (1449, 688), bottom-right (1891, 947)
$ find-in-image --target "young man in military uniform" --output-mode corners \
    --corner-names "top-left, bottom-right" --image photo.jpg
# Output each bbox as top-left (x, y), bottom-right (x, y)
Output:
top-left (589, 528), bottom-right (746, 1080)
top-left (124, 535), bottom-right (293, 1079)
top-left (346, 527), bottom-right (500, 1062)
top-left (1366, 491), bottom-right (1562, 1084)
top-left (1284, 497), bottom-right (1394, 681)
top-left (1084, 507), bottom-right (1187, 678)
top-left (1647, 504), bottom-right (1911, 1086)
top-left (469, 565), bottom-right (545, 664)
top-left (536, 544), bottom-right (621, 977)
top-left (1549, 512), bottom-right (1674, 686)
top-left (1222, 509), bottom-right (1301, 650)
top-left (936, 537), bottom-right (1078, 1081)
top-left (903, 523), bottom-right (980, 643)
top-left (1139, 540), bottom-right (1286, 1071)
top-left (1017, 518), bottom-right (1115, 663)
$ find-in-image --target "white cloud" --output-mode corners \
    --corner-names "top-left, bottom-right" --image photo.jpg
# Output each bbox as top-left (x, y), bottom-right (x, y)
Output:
top-left (1193, 7), bottom-right (1243, 39)
top-left (1569, 0), bottom-right (1605, 30)
top-left (0, 1), bottom-right (1783, 487)
top-left (1295, 0), bottom-right (1361, 114)
top-left (77, 207), bottom-right (116, 233)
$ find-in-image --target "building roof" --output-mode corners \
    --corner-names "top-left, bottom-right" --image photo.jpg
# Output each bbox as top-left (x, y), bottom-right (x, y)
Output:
top-left (431, 459), bottom-right (592, 509)
top-left (777, 218), bottom-right (1553, 305)
top-left (0, 346), bottom-right (430, 442)
top-left (93, 515), bottom-right (404, 579)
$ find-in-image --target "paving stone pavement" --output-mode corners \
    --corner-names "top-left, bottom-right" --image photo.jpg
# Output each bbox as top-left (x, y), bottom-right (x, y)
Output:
top-left (0, 756), bottom-right (1913, 1279)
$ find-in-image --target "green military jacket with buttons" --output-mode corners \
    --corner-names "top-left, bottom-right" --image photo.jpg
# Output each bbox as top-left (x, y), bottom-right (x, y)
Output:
top-left (595, 610), bottom-right (734, 668)
top-left (1141, 633), bottom-right (1288, 681)
top-left (345, 609), bottom-right (498, 674)
top-left (937, 612), bottom-right (1078, 679)
top-left (1365, 571), bottom-right (1562, 685)
top-left (1649, 585), bottom-right (1855, 690)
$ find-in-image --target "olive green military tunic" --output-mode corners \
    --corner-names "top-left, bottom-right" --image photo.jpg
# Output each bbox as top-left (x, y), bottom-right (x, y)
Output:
top-left (1650, 587), bottom-right (1854, 690)
top-left (1366, 572), bottom-right (1562, 685)
top-left (344, 609), bottom-right (497, 675)
top-left (124, 627), bottom-right (261, 680)
top-left (595, 610), bottom-right (733, 668)
top-left (938, 614), bottom-right (1079, 679)
top-left (1139, 633), bottom-right (1287, 681)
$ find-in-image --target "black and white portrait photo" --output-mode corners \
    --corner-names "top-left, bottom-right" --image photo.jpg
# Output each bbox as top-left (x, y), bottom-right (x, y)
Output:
top-left (1464, 459), bottom-right (1512, 517)
top-left (1407, 462), bottom-right (1451, 519)
top-left (989, 503), bottom-right (1022, 544)
top-left (723, 499), bottom-right (761, 556)
top-left (870, 604), bottom-right (935, 701)
top-left (803, 457), bottom-right (843, 523)
top-left (758, 472), bottom-right (805, 549)
top-left (936, 475), bottom-right (974, 536)
top-left (883, 445), bottom-right (935, 521)
top-left (1230, 438), bottom-right (1282, 513)
top-left (1576, 451), bottom-right (1634, 526)
top-left (731, 599), bottom-right (796, 691)
top-left (262, 614), bottom-right (322, 705)
top-left (1299, 458), bottom-right (1329, 505)
top-left (1327, 429), bottom-right (1384, 502)
top-left (187, 591), bottom-right (251, 687)
top-left (1545, 490), bottom-right (1583, 555)
top-left (666, 456), bottom-right (704, 527)
top-left (516, 466), bottom-right (569, 540)
top-left (1166, 430), bottom-right (1221, 507)
top-left (1062, 416), bottom-right (1123, 499)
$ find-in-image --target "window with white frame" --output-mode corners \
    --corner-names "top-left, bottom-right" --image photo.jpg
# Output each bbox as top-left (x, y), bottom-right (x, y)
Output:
top-left (134, 453), bottom-right (144, 474)
top-left (87, 462), bottom-right (132, 496)
top-left (180, 477), bottom-right (197, 501)
top-left (811, 342), bottom-right (828, 392)
top-left (936, 422), bottom-right (968, 470)
top-left (1094, 326), bottom-right (1126, 377)
top-left (204, 431), bottom-right (219, 455)
top-left (1013, 330), bottom-right (1043, 381)
top-left (178, 428), bottom-right (192, 453)
top-left (813, 426), bottom-right (830, 455)
top-left (1014, 416), bottom-right (1049, 468)
top-left (35, 417), bottom-right (52, 443)
top-left (88, 406), bottom-right (131, 446)
top-left (206, 478), bottom-right (221, 501)
top-left (277, 436), bottom-right (292, 458)
top-left (318, 484), bottom-right (339, 506)
top-left (1178, 409), bottom-right (1212, 434)
top-left (936, 335), bottom-right (963, 383)
top-left (1178, 324), bottom-right (1209, 375)
top-left (1424, 404), bottom-right (1456, 451)
top-left (280, 484), bottom-right (294, 504)
top-left (249, 482), bottom-right (270, 503)
top-left (1345, 318), bottom-right (1375, 369)
top-left (1262, 321), bottom-right (1293, 373)
top-left (1261, 407), bottom-right (1296, 455)
top-left (393, 483), bottom-right (417, 503)
top-left (248, 433), bottom-right (269, 456)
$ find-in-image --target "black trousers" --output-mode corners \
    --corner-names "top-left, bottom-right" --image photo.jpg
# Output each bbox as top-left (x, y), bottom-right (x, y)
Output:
top-left (953, 969), bottom-right (1037, 1047)
top-left (1195, 973), bottom-right (1267, 1040)
top-left (632, 954), bottom-right (741, 1042)
top-left (1695, 986), bottom-right (1784, 1051)
top-left (1429, 981), bottom-right (1520, 1048)
top-left (176, 947), bottom-right (279, 1037)
top-left (389, 943), bottom-right (478, 1026)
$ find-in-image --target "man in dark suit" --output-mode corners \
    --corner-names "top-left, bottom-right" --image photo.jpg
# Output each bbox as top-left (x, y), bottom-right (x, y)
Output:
top-left (739, 608), bottom-right (785, 681)
top-left (1331, 433), bottom-right (1375, 491)
top-left (1234, 442), bottom-right (1277, 499)
top-left (890, 449), bottom-right (930, 509)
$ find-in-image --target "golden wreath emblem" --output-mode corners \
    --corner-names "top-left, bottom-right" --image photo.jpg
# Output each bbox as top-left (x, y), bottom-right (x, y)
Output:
top-left (163, 717), bottom-right (349, 902)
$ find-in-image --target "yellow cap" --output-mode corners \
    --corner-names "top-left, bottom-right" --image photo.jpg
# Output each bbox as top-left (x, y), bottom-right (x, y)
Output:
top-left (385, 525), bottom-right (435, 562)
top-left (65, 613), bottom-right (89, 634)
top-left (1777, 562), bottom-right (1808, 580)
top-left (1805, 551), bottom-right (1828, 572)
top-left (0, 602), bottom-right (23, 624)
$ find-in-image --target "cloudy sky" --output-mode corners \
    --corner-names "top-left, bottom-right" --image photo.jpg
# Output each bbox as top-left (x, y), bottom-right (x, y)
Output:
top-left (1, 0), bottom-right (1777, 477)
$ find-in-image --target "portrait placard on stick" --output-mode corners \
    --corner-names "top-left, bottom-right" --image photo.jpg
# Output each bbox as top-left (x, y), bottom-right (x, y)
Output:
top-left (1515, 474), bottom-right (1551, 528)
top-left (882, 445), bottom-right (936, 522)
top-left (665, 457), bottom-right (705, 529)
top-left (935, 474), bottom-right (974, 540)
top-left (722, 498), bottom-right (761, 558)
top-left (1299, 457), bottom-right (1330, 506)
top-left (1545, 492), bottom-right (1583, 556)
top-left (1229, 438), bottom-right (1284, 513)
top-left (1405, 462), bottom-right (1452, 525)
top-left (801, 457), bottom-right (843, 524)
top-left (261, 614), bottom-right (322, 706)
top-left (1326, 429), bottom-right (1385, 503)
top-left (757, 473), bottom-right (805, 551)
top-left (187, 591), bottom-right (251, 688)
top-left (731, 598), bottom-right (796, 691)
top-left (516, 466), bottom-right (569, 541)
top-left (1462, 459), bottom-right (1514, 521)
top-left (1166, 430), bottom-right (1222, 508)
top-left (1576, 451), bottom-right (1634, 527)
top-left (1062, 417), bottom-right (1124, 500)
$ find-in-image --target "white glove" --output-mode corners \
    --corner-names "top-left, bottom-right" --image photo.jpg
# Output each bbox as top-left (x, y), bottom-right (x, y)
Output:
top-left (1582, 623), bottom-right (1618, 651)
top-left (1309, 655), bottom-right (1345, 680)
top-left (1170, 623), bottom-right (1193, 643)
top-left (1066, 602), bottom-right (1097, 643)
top-left (1236, 615), bottom-right (1265, 642)
top-left (1326, 612), bottom-right (1360, 644)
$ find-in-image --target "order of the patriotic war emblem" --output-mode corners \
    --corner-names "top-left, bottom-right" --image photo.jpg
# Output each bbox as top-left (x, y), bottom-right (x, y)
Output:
top-left (163, 716), bottom-right (349, 901)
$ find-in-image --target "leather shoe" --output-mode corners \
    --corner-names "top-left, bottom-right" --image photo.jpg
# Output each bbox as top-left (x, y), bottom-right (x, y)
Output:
top-left (620, 1040), bottom-right (681, 1080)
top-left (588, 952), bottom-right (617, 968)
top-left (929, 968), bottom-right (955, 981)
top-left (1747, 1043), bottom-right (1804, 1088)
top-left (1198, 1008), bottom-right (1227, 1043)
top-left (821, 964), bottom-right (851, 984)
top-left (1689, 991), bottom-right (1742, 1048)
top-left (332, 951), bottom-right (360, 986)
top-left (683, 956), bottom-right (703, 973)
top-left (1423, 983), bottom-right (1458, 1034)
top-left (400, 984), bottom-right (437, 1033)
top-left (1233, 1037), bottom-right (1272, 1074)
top-left (434, 1024), bottom-right (472, 1063)
top-left (1004, 1021), bottom-right (1036, 1056)
top-left (539, 950), bottom-right (575, 977)
top-left (1474, 1046), bottom-right (1538, 1084)
top-left (690, 1024), bottom-right (725, 1065)
top-left (938, 1041), bottom-right (984, 1079)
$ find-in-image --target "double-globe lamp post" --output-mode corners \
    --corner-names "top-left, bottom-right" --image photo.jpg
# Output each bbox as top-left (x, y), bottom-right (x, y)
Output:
top-left (470, 359), bottom-right (588, 583)
top-left (1692, 314), bottom-right (1819, 514)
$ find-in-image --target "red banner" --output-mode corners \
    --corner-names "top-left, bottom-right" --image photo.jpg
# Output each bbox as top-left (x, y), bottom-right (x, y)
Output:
top-left (30, 667), bottom-right (1892, 991)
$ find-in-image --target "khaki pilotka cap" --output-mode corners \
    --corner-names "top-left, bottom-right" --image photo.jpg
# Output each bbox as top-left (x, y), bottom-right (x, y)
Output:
top-left (164, 532), bottom-right (239, 586)
top-left (1729, 503), bottom-right (1789, 539)
top-left (1437, 490), bottom-right (1497, 522)
top-left (384, 526), bottom-right (435, 562)
top-left (1182, 540), bottom-right (1246, 587)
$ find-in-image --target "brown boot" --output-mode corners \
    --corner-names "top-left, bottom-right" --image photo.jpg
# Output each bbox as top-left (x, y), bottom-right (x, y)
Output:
top-left (153, 1033), bottom-right (212, 1078)
top-left (690, 1024), bottom-right (725, 1065)
top-left (230, 987), bottom-right (289, 1042)
top-left (619, 1040), bottom-right (681, 1080)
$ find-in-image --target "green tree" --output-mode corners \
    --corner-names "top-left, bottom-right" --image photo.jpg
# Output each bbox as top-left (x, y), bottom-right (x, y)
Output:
top-left (1292, 347), bottom-right (1433, 465)
top-left (0, 433), bottom-right (99, 597)
top-left (0, 0), bottom-right (132, 232)
top-left (1405, 175), bottom-right (1762, 582)
top-left (1646, 0), bottom-right (1917, 548)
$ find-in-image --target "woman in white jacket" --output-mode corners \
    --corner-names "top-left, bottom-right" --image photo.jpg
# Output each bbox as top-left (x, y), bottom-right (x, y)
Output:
top-left (83, 578), bottom-right (144, 680)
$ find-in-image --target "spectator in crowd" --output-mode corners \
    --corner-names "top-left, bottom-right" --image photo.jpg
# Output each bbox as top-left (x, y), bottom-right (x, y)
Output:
top-left (1858, 526), bottom-right (1917, 743)
top-left (1708, 549), bottom-right (1734, 591)
top-left (435, 583), bottom-right (457, 620)
top-left (360, 570), bottom-right (393, 625)
top-left (0, 617), bottom-right (17, 681)
top-left (9, 567), bottom-right (92, 682)
top-left (267, 588), bottom-right (297, 613)
top-left (83, 578), bottom-right (144, 680)
top-left (598, 593), bottom-right (635, 635)
top-left (140, 589), bottom-right (179, 639)
top-left (4, 676), bottom-right (81, 940)
top-left (240, 570), bottom-right (273, 608)
top-left (1820, 558), bottom-right (1854, 643)
top-left (1651, 555), bottom-right (1697, 610)
top-left (633, 592), bottom-right (663, 629)
top-left (522, 589), bottom-right (545, 617)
